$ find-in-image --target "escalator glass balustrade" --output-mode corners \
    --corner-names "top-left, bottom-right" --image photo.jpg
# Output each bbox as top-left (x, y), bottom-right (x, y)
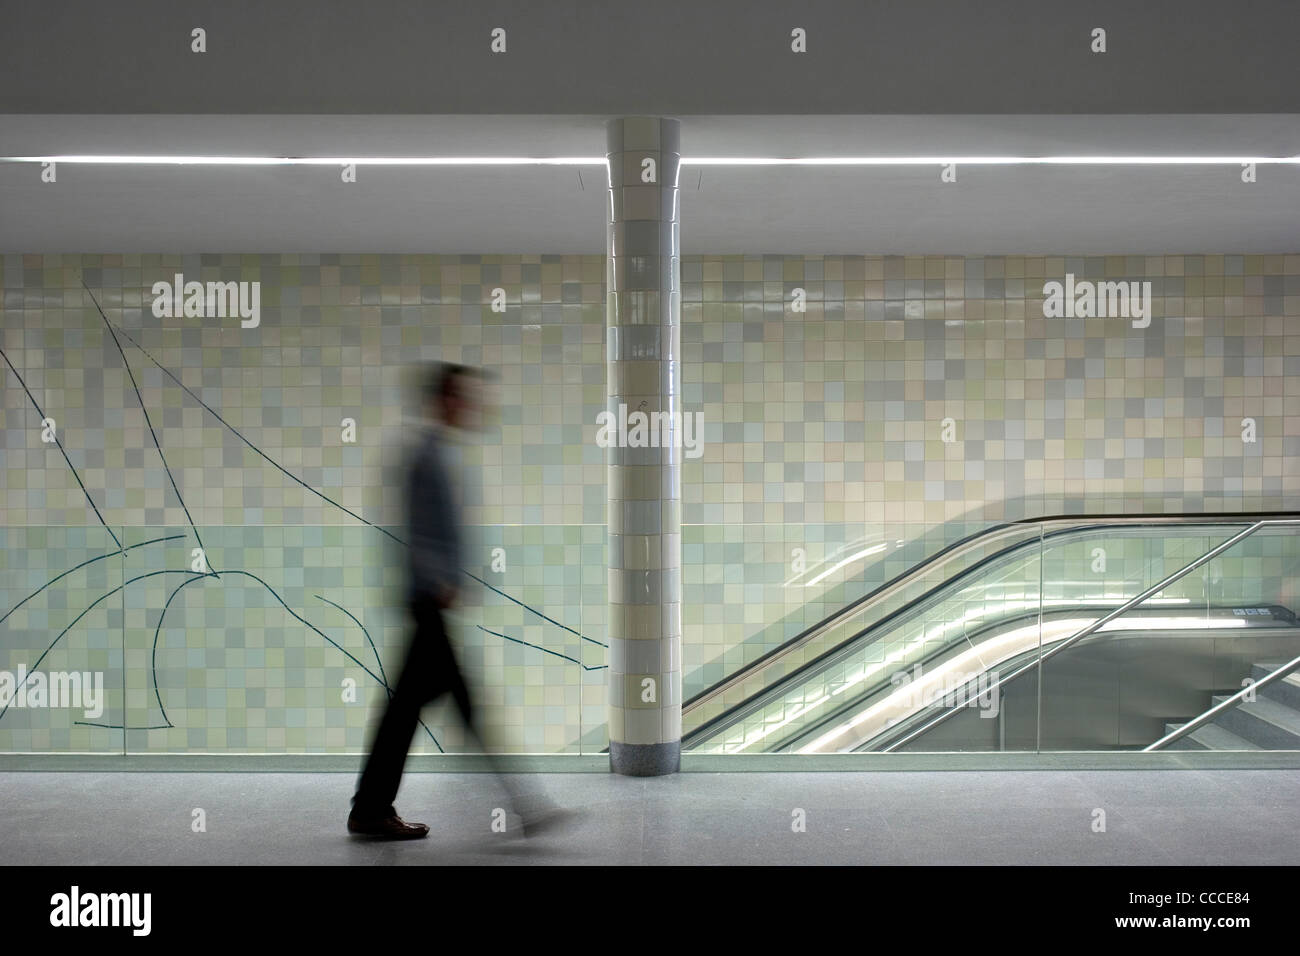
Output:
top-left (683, 515), bottom-right (1300, 754)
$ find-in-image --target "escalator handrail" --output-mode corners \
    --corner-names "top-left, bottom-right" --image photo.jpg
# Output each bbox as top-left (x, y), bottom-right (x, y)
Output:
top-left (683, 511), bottom-right (1299, 718)
top-left (1144, 652), bottom-right (1300, 751)
top-left (684, 534), bottom-right (1095, 746)
top-left (683, 521), bottom-right (1031, 712)
top-left (881, 519), bottom-right (1299, 752)
top-left (790, 605), bottom-right (1130, 754)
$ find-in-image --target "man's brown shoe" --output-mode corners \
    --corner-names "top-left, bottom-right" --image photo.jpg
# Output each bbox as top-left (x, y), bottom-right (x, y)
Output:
top-left (347, 811), bottom-right (430, 839)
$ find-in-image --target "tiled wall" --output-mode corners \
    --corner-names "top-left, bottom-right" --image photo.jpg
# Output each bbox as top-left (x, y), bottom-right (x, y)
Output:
top-left (2, 253), bottom-right (1297, 753)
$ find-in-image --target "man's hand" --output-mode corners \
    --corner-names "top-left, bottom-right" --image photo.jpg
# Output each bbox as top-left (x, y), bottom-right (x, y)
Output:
top-left (436, 583), bottom-right (459, 609)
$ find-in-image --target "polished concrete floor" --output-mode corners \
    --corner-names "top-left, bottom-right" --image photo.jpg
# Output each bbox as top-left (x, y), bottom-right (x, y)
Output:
top-left (2, 769), bottom-right (1296, 865)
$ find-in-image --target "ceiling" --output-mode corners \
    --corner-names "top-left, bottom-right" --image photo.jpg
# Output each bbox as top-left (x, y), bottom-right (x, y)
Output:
top-left (7, 1), bottom-right (1300, 115)
top-left (2, 114), bottom-right (1298, 254)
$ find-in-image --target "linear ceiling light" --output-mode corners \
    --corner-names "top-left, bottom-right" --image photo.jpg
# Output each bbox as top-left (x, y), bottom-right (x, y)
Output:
top-left (0, 155), bottom-right (609, 165)
top-left (2, 155), bottom-right (1299, 166)
top-left (687, 155), bottom-right (1300, 165)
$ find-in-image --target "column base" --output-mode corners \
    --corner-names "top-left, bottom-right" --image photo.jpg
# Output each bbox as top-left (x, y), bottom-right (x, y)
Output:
top-left (609, 740), bottom-right (681, 776)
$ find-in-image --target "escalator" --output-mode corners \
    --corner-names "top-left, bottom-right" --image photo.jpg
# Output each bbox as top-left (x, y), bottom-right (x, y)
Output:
top-left (683, 513), bottom-right (1300, 754)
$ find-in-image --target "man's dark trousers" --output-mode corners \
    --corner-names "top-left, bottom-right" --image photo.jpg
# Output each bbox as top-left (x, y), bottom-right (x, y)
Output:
top-left (352, 597), bottom-right (473, 818)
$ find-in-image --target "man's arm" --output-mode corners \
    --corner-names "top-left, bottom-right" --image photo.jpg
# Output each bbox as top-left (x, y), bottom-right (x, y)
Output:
top-left (407, 438), bottom-right (462, 607)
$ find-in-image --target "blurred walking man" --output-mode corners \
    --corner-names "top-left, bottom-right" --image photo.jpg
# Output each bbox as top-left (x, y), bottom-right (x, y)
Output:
top-left (348, 363), bottom-right (561, 840)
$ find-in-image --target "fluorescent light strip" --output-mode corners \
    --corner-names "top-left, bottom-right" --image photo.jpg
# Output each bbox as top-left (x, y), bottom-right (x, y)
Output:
top-left (0, 155), bottom-right (609, 166)
top-left (2, 155), bottom-right (1299, 166)
top-left (687, 155), bottom-right (1300, 166)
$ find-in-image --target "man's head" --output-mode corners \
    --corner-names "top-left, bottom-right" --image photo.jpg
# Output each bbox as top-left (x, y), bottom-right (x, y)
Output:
top-left (423, 362), bottom-right (492, 430)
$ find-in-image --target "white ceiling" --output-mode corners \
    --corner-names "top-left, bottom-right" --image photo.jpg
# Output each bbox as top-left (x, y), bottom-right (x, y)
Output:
top-left (2, 114), bottom-right (1298, 254)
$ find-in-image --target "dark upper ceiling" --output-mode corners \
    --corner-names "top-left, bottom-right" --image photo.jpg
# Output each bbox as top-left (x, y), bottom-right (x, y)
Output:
top-left (1, 2), bottom-right (1297, 254)
top-left (3, 0), bottom-right (1300, 114)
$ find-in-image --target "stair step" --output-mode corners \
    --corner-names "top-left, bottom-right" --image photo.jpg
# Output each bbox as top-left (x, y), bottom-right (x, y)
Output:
top-left (1165, 721), bottom-right (1261, 751)
top-left (1250, 661), bottom-right (1300, 711)
top-left (1212, 693), bottom-right (1300, 749)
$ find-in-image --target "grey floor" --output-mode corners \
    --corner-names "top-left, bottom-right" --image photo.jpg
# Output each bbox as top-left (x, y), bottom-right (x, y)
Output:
top-left (3, 769), bottom-right (1296, 865)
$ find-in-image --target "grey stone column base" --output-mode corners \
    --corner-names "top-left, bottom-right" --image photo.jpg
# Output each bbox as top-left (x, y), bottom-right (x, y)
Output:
top-left (609, 740), bottom-right (681, 776)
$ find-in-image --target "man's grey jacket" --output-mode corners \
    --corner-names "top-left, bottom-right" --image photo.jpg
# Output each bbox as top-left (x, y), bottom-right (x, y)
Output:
top-left (406, 424), bottom-right (463, 604)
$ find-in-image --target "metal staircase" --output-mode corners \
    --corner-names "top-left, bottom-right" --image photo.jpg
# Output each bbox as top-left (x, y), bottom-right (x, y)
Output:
top-left (1167, 661), bottom-right (1300, 751)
